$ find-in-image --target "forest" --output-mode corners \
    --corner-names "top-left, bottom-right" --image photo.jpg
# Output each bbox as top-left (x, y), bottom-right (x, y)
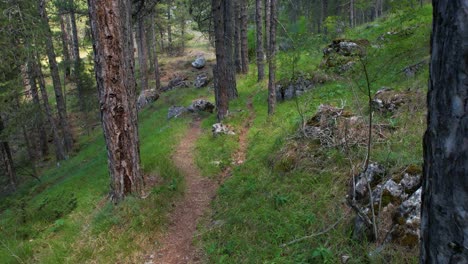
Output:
top-left (0, 0), bottom-right (466, 263)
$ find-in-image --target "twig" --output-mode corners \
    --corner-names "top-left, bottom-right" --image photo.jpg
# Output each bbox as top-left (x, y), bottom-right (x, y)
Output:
top-left (280, 215), bottom-right (345, 248)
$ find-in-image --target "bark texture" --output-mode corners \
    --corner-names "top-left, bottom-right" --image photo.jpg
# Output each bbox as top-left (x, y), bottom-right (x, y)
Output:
top-left (38, 0), bottom-right (74, 153)
top-left (212, 0), bottom-right (229, 121)
top-left (136, 15), bottom-right (149, 92)
top-left (267, 0), bottom-right (277, 115)
top-left (421, 0), bottom-right (468, 263)
top-left (88, 0), bottom-right (143, 203)
top-left (224, 0), bottom-right (238, 99)
top-left (240, 0), bottom-right (249, 74)
top-left (255, 0), bottom-right (265, 81)
top-left (264, 0), bottom-right (271, 55)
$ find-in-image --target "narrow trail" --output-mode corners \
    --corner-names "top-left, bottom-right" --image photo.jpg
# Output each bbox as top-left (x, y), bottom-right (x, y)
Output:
top-left (152, 119), bottom-right (217, 264)
top-left (150, 94), bottom-right (256, 264)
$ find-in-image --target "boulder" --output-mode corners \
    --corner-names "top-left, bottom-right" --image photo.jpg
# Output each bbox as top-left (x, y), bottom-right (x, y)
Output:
top-left (372, 88), bottom-right (409, 114)
top-left (191, 55), bottom-right (206, 69)
top-left (212, 123), bottom-right (235, 136)
top-left (187, 99), bottom-right (215, 113)
top-left (167, 106), bottom-right (187, 119)
top-left (321, 39), bottom-right (369, 72)
top-left (137, 89), bottom-right (159, 110)
top-left (194, 74), bottom-right (209, 88)
top-left (162, 75), bottom-right (189, 92)
top-left (276, 76), bottom-right (315, 101)
top-left (354, 163), bottom-right (386, 199)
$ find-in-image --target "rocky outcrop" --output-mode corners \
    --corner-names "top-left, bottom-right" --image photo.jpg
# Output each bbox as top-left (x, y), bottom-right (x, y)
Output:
top-left (212, 123), bottom-right (235, 136)
top-left (167, 106), bottom-right (188, 119)
top-left (372, 88), bottom-right (411, 114)
top-left (162, 75), bottom-right (189, 92)
top-left (276, 76), bottom-right (315, 101)
top-left (350, 164), bottom-right (422, 247)
top-left (137, 89), bottom-right (159, 110)
top-left (187, 99), bottom-right (215, 113)
top-left (191, 55), bottom-right (206, 69)
top-left (321, 39), bottom-right (369, 72)
top-left (194, 74), bottom-right (209, 88)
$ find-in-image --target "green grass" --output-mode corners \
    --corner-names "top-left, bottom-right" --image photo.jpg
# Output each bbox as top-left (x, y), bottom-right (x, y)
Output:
top-left (196, 5), bottom-right (430, 264)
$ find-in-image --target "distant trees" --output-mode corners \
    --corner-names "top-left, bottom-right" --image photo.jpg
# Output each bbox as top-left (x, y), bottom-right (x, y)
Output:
top-left (267, 0), bottom-right (277, 115)
top-left (255, 0), bottom-right (265, 81)
top-left (421, 0), bottom-right (468, 262)
top-left (88, 0), bottom-right (144, 202)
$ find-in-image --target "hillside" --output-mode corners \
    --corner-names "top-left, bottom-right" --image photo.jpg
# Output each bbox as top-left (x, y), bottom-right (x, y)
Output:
top-left (0, 4), bottom-right (432, 264)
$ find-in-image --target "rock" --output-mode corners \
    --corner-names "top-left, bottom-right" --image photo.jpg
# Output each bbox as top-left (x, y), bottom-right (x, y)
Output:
top-left (212, 123), bottom-right (235, 136)
top-left (162, 75), bottom-right (188, 92)
top-left (321, 39), bottom-right (369, 72)
top-left (194, 74), bottom-right (209, 88)
top-left (137, 89), bottom-right (159, 110)
top-left (372, 88), bottom-right (409, 114)
top-left (354, 163), bottom-right (386, 199)
top-left (191, 55), bottom-right (206, 69)
top-left (167, 106), bottom-right (187, 119)
top-left (391, 187), bottom-right (422, 247)
top-left (276, 76), bottom-right (315, 101)
top-left (402, 60), bottom-right (427, 77)
top-left (187, 99), bottom-right (215, 113)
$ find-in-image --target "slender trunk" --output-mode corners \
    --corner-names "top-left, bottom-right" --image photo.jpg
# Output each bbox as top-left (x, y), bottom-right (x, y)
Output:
top-left (70, 0), bottom-right (86, 113)
top-left (212, 0), bottom-right (229, 121)
top-left (137, 15), bottom-right (149, 92)
top-left (234, 2), bottom-right (242, 74)
top-left (38, 0), bottom-right (73, 153)
top-left (321, 0), bottom-right (328, 35)
top-left (267, 0), bottom-right (277, 115)
top-left (240, 0), bottom-right (249, 74)
top-left (88, 0), bottom-right (144, 203)
top-left (255, 0), bottom-right (265, 81)
top-left (27, 63), bottom-right (49, 158)
top-left (421, 0), bottom-right (468, 263)
top-left (35, 58), bottom-right (67, 162)
top-left (264, 0), bottom-right (271, 54)
top-left (150, 13), bottom-right (162, 91)
top-left (224, 0), bottom-right (238, 99)
top-left (59, 14), bottom-right (71, 79)
top-left (167, 1), bottom-right (173, 54)
top-left (350, 0), bottom-right (354, 28)
top-left (0, 115), bottom-right (17, 190)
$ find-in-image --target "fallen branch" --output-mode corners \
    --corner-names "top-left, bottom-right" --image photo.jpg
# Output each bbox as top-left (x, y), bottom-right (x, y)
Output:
top-left (280, 215), bottom-right (345, 248)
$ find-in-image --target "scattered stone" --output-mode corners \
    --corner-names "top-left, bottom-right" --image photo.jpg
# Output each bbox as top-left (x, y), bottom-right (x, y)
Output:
top-left (137, 89), bottom-right (159, 110)
top-left (194, 74), bottom-right (209, 88)
top-left (321, 39), bottom-right (369, 72)
top-left (402, 60), bottom-right (428, 77)
top-left (167, 106), bottom-right (188, 119)
top-left (187, 99), bottom-right (215, 113)
top-left (354, 163), bottom-right (386, 199)
top-left (191, 55), bottom-right (206, 69)
top-left (212, 123), bottom-right (235, 136)
top-left (341, 255), bottom-right (351, 264)
top-left (162, 75), bottom-right (189, 92)
top-left (372, 88), bottom-right (410, 114)
top-left (276, 76), bottom-right (315, 101)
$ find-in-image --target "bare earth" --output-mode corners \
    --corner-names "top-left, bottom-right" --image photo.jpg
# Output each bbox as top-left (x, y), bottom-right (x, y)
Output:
top-left (152, 119), bottom-right (217, 264)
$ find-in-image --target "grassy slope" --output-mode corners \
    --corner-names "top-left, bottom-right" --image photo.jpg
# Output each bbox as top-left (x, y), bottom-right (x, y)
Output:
top-left (196, 5), bottom-right (431, 264)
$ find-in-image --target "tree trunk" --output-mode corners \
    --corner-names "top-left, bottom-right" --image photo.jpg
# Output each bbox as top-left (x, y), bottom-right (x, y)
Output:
top-left (14, 94), bottom-right (38, 178)
top-left (136, 15), bottom-right (149, 92)
top-left (0, 115), bottom-right (17, 190)
top-left (27, 61), bottom-right (49, 158)
top-left (264, 0), bottom-right (271, 55)
top-left (255, 0), bottom-right (265, 81)
top-left (234, 2), bottom-right (242, 74)
top-left (38, 0), bottom-right (74, 154)
top-left (167, 1), bottom-right (173, 54)
top-left (88, 0), bottom-right (144, 203)
top-left (212, 0), bottom-right (229, 121)
top-left (59, 14), bottom-right (71, 79)
top-left (69, 0), bottom-right (86, 114)
top-left (150, 12), bottom-right (162, 91)
top-left (267, 0), bottom-right (277, 115)
top-left (224, 0), bottom-right (238, 99)
top-left (421, 0), bottom-right (468, 263)
top-left (35, 58), bottom-right (67, 162)
top-left (240, 0), bottom-right (249, 74)
top-left (350, 0), bottom-right (355, 28)
top-left (321, 0), bottom-right (328, 35)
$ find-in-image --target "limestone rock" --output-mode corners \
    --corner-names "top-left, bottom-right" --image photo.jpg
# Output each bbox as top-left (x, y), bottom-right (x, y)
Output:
top-left (167, 106), bottom-right (187, 119)
top-left (187, 99), bottom-right (215, 113)
top-left (137, 89), bottom-right (159, 110)
top-left (212, 123), bottom-right (235, 136)
top-left (194, 74), bottom-right (209, 88)
top-left (191, 55), bottom-right (206, 69)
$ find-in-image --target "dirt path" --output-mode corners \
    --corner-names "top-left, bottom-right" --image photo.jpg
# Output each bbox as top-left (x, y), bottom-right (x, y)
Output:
top-left (149, 94), bottom-right (256, 264)
top-left (152, 119), bottom-right (217, 264)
